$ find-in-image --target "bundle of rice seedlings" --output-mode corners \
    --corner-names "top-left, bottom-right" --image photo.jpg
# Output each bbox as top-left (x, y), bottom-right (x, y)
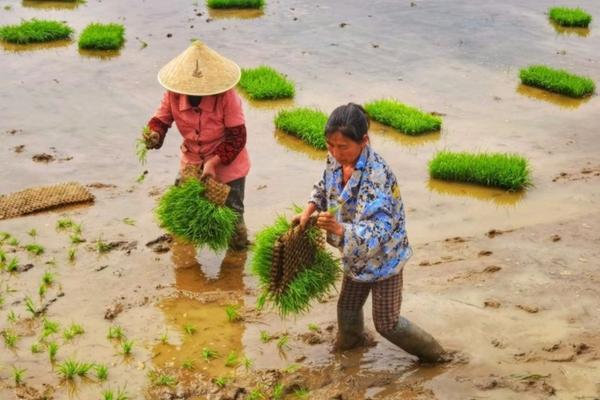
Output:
top-left (519, 65), bottom-right (595, 98)
top-left (549, 7), bottom-right (592, 28)
top-left (251, 216), bottom-right (340, 316)
top-left (239, 66), bottom-right (295, 100)
top-left (274, 108), bottom-right (328, 150)
top-left (428, 151), bottom-right (532, 191)
top-left (156, 179), bottom-right (237, 251)
top-left (78, 23), bottom-right (125, 50)
top-left (364, 99), bottom-right (441, 135)
top-left (0, 19), bottom-right (73, 44)
top-left (207, 0), bottom-right (265, 9)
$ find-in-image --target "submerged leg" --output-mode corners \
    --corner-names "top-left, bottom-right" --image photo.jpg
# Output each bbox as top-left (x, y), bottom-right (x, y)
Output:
top-left (336, 276), bottom-right (372, 350)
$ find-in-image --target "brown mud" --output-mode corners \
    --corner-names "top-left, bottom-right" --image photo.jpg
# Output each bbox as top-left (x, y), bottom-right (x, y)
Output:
top-left (1, 0), bottom-right (600, 399)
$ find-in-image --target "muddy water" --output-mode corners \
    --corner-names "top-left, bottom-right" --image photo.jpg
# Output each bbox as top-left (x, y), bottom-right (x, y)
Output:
top-left (1, 0), bottom-right (600, 398)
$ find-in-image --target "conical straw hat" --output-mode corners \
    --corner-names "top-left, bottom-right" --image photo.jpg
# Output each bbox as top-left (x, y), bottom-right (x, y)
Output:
top-left (157, 40), bottom-right (241, 96)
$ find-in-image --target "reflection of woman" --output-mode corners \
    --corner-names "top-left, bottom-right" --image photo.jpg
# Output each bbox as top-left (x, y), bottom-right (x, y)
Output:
top-left (295, 103), bottom-right (446, 362)
top-left (142, 41), bottom-right (249, 250)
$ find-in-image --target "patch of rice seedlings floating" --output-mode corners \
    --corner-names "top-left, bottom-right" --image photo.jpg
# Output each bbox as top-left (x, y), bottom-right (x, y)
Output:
top-left (56, 218), bottom-right (75, 231)
top-left (31, 342), bottom-right (43, 354)
top-left (121, 340), bottom-right (134, 356)
top-left (225, 351), bottom-right (239, 367)
top-left (122, 217), bottom-right (136, 226)
top-left (78, 23), bottom-right (125, 50)
top-left (183, 323), bottom-right (197, 335)
top-left (25, 243), bottom-right (45, 256)
top-left (259, 330), bottom-right (272, 343)
top-left (213, 375), bottom-right (231, 388)
top-left (136, 127), bottom-right (150, 165)
top-left (274, 108), bottom-right (328, 150)
top-left (364, 99), bottom-right (442, 135)
top-left (239, 65), bottom-right (295, 100)
top-left (95, 364), bottom-right (109, 381)
top-left (276, 334), bottom-right (290, 351)
top-left (0, 19), bottom-right (73, 44)
top-left (42, 319), bottom-right (60, 337)
top-left (207, 0), bottom-right (265, 9)
top-left (12, 366), bottom-right (26, 385)
top-left (202, 347), bottom-right (219, 362)
top-left (519, 65), bottom-right (595, 98)
top-left (48, 342), bottom-right (59, 362)
top-left (225, 304), bottom-right (242, 322)
top-left (3, 329), bottom-right (19, 348)
top-left (102, 387), bottom-right (129, 400)
top-left (107, 325), bottom-right (124, 340)
top-left (182, 359), bottom-right (195, 370)
top-left (549, 7), bottom-right (592, 27)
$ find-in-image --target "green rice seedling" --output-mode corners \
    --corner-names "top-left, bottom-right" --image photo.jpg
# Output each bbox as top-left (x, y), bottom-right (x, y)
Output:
top-left (7, 310), bottom-right (18, 323)
top-left (8, 237), bottom-right (19, 246)
top-left (31, 342), bottom-right (43, 354)
top-left (519, 65), bottom-right (595, 98)
top-left (45, 258), bottom-right (57, 267)
top-left (182, 359), bottom-right (195, 370)
top-left (73, 223), bottom-right (83, 235)
top-left (274, 108), bottom-right (328, 150)
top-left (136, 127), bottom-right (150, 165)
top-left (25, 243), bottom-right (44, 256)
top-left (272, 383), bottom-right (284, 400)
top-left (42, 319), bottom-right (60, 337)
top-left (183, 323), bottom-right (196, 335)
top-left (202, 347), bottom-right (219, 362)
top-left (68, 248), bottom-right (76, 262)
top-left (121, 339), bottom-right (134, 356)
top-left (207, 0), bottom-right (265, 9)
top-left (13, 366), bottom-right (26, 385)
top-left (42, 271), bottom-right (56, 285)
top-left (239, 66), bottom-right (295, 100)
top-left (3, 329), bottom-right (19, 347)
top-left (76, 361), bottom-right (94, 377)
top-left (6, 257), bottom-right (18, 272)
top-left (24, 296), bottom-right (38, 317)
top-left (70, 233), bottom-right (85, 244)
top-left (158, 331), bottom-right (169, 344)
top-left (307, 323), bottom-right (321, 333)
top-left (48, 342), bottom-right (59, 362)
top-left (247, 388), bottom-right (266, 400)
top-left (95, 364), bottom-right (109, 381)
top-left (56, 218), bottom-right (74, 231)
top-left (364, 99), bottom-right (442, 135)
top-left (63, 323), bottom-right (84, 341)
top-left (225, 304), bottom-right (242, 322)
top-left (0, 18), bottom-right (72, 44)
top-left (4, 4), bottom-right (12, 10)
top-left (96, 237), bottom-right (112, 253)
top-left (38, 283), bottom-right (47, 298)
top-left (107, 325), bottom-right (124, 340)
top-left (136, 171), bottom-right (147, 183)
top-left (122, 217), bottom-right (136, 226)
top-left (57, 359), bottom-right (80, 380)
top-left (294, 387), bottom-right (310, 399)
top-left (428, 151), bottom-right (532, 191)
top-left (27, 228), bottom-right (37, 238)
top-left (549, 7), bottom-right (592, 27)
top-left (277, 334), bottom-right (290, 351)
top-left (78, 23), bottom-right (125, 50)
top-left (0, 231), bottom-right (11, 242)
top-left (213, 375), bottom-right (231, 388)
top-left (102, 387), bottom-right (129, 400)
top-left (242, 355), bottom-right (253, 371)
top-left (156, 179), bottom-right (238, 251)
top-left (259, 330), bottom-right (272, 343)
top-left (0, 248), bottom-right (6, 263)
top-left (0, 293), bottom-right (4, 308)
top-left (150, 371), bottom-right (177, 387)
top-left (225, 351), bottom-right (239, 367)
top-left (283, 363), bottom-right (300, 374)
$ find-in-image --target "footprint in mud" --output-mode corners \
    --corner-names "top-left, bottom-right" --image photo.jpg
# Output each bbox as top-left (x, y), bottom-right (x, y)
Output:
top-left (146, 234), bottom-right (173, 253)
top-left (32, 153), bottom-right (55, 163)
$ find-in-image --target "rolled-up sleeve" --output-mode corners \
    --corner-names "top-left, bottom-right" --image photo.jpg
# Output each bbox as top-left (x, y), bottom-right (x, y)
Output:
top-left (148, 91), bottom-right (174, 140)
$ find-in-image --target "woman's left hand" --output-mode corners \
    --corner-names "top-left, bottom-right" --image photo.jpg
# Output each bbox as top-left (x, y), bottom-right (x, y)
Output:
top-left (201, 155), bottom-right (220, 180)
top-left (317, 211), bottom-right (344, 236)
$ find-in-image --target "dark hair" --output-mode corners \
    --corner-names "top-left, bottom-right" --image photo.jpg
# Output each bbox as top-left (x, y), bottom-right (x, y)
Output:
top-left (325, 103), bottom-right (370, 143)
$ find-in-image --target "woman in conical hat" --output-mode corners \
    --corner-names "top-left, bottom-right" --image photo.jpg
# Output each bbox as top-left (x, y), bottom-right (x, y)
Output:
top-left (143, 40), bottom-right (249, 250)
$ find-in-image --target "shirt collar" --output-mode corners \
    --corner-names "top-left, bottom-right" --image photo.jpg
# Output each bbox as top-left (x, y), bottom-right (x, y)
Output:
top-left (177, 93), bottom-right (216, 112)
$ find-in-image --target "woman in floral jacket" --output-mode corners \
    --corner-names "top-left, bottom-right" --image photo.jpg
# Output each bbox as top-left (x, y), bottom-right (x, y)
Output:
top-left (295, 103), bottom-right (446, 362)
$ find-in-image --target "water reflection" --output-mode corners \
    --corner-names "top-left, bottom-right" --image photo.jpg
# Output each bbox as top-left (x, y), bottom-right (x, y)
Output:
top-left (427, 179), bottom-right (525, 206)
top-left (1, 39), bottom-right (72, 53)
top-left (238, 89), bottom-right (295, 110)
top-left (549, 21), bottom-right (590, 37)
top-left (369, 121), bottom-right (441, 147)
top-left (208, 8), bottom-right (265, 20)
top-left (78, 48), bottom-right (122, 60)
top-left (517, 84), bottom-right (591, 109)
top-left (274, 128), bottom-right (327, 161)
top-left (22, 0), bottom-right (82, 10)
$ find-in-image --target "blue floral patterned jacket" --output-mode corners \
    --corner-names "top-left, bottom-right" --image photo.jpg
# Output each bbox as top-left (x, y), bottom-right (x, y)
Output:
top-left (309, 145), bottom-right (412, 282)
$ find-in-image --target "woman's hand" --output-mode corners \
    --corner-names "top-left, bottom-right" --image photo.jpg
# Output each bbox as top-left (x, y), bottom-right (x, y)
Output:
top-left (292, 203), bottom-right (317, 229)
top-left (201, 155), bottom-right (221, 180)
top-left (144, 130), bottom-right (162, 150)
top-left (317, 211), bottom-right (344, 236)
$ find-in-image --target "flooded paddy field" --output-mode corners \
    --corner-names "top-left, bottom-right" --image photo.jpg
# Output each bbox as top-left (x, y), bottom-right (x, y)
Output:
top-left (1, 0), bottom-right (599, 399)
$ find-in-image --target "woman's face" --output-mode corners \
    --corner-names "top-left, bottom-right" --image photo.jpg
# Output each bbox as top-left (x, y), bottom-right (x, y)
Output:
top-left (326, 131), bottom-right (368, 167)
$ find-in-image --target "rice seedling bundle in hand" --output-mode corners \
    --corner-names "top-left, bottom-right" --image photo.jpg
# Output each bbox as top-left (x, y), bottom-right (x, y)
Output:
top-left (519, 65), bottom-right (595, 98)
top-left (156, 178), bottom-right (237, 251)
top-left (251, 215), bottom-right (340, 316)
top-left (239, 66), bottom-right (295, 100)
top-left (207, 0), bottom-right (265, 9)
top-left (136, 126), bottom-right (150, 165)
top-left (364, 99), bottom-right (442, 135)
top-left (549, 7), bottom-right (592, 28)
top-left (0, 19), bottom-right (73, 44)
top-left (274, 108), bottom-right (328, 150)
top-left (428, 151), bottom-right (532, 191)
top-left (78, 23), bottom-right (125, 50)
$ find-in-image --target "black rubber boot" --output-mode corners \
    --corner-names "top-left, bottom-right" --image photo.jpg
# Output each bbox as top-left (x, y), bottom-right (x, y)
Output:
top-left (335, 309), bottom-right (376, 350)
top-left (382, 317), bottom-right (446, 363)
top-left (228, 222), bottom-right (249, 251)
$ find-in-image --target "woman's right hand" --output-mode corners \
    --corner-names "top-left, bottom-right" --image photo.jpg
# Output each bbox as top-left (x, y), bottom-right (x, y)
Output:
top-left (292, 203), bottom-right (318, 229)
top-left (144, 130), bottom-right (162, 150)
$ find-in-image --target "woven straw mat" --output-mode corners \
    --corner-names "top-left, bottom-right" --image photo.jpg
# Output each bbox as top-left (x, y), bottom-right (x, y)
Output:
top-left (269, 216), bottom-right (325, 295)
top-left (180, 165), bottom-right (230, 206)
top-left (0, 182), bottom-right (94, 220)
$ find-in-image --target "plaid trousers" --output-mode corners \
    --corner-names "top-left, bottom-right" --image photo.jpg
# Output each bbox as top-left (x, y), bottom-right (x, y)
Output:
top-left (337, 270), bottom-right (403, 334)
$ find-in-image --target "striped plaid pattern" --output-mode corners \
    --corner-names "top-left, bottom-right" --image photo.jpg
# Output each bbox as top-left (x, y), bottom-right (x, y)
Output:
top-left (338, 271), bottom-right (403, 334)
